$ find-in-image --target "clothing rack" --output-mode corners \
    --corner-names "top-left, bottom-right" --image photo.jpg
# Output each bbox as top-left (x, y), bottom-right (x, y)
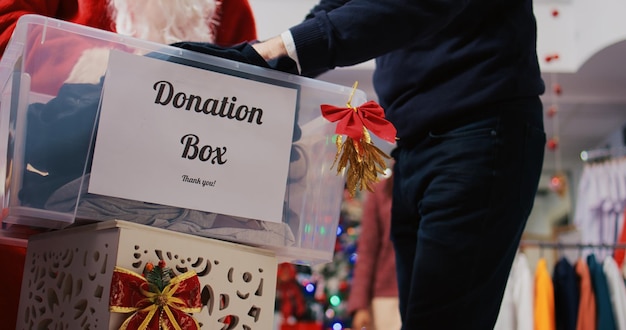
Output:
top-left (520, 240), bottom-right (626, 250)
top-left (580, 145), bottom-right (626, 162)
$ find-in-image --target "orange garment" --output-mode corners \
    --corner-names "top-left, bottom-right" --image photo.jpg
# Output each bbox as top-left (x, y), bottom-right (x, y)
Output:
top-left (575, 258), bottom-right (596, 330)
top-left (534, 258), bottom-right (556, 330)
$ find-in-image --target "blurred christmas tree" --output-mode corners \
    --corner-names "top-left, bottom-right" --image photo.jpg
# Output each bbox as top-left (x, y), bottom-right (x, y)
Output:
top-left (276, 187), bottom-right (363, 330)
top-left (312, 207), bottom-right (360, 330)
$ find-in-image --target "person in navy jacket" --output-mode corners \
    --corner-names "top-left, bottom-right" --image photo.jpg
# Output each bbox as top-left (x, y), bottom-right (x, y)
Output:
top-left (347, 175), bottom-right (401, 330)
top-left (253, 0), bottom-right (546, 329)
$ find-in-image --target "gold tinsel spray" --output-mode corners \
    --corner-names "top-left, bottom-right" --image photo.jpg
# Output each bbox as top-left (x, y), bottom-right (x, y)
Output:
top-left (320, 82), bottom-right (397, 196)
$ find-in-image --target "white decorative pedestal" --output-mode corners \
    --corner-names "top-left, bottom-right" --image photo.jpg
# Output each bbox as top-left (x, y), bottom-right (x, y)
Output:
top-left (16, 220), bottom-right (277, 329)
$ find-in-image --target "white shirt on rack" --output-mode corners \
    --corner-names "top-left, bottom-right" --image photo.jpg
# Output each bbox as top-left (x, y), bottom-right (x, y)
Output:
top-left (574, 159), bottom-right (626, 259)
top-left (603, 256), bottom-right (626, 330)
top-left (494, 252), bottom-right (533, 330)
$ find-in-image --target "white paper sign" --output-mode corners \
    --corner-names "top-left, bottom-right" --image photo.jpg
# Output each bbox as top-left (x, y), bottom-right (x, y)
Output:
top-left (88, 50), bottom-right (298, 223)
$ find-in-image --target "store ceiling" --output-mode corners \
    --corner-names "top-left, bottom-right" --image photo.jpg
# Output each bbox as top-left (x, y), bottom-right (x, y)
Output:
top-left (250, 0), bottom-right (626, 175)
top-left (541, 40), bottom-right (626, 169)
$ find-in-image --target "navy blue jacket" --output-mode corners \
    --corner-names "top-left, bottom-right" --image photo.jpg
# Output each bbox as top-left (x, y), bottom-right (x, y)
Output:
top-left (553, 257), bottom-right (580, 330)
top-left (289, 0), bottom-right (545, 146)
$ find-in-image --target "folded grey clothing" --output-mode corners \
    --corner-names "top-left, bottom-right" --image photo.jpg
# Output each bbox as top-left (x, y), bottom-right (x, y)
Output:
top-left (45, 175), bottom-right (296, 247)
top-left (166, 214), bottom-right (296, 247)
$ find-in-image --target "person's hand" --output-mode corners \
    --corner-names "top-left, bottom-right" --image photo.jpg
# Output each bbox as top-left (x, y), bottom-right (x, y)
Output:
top-left (351, 309), bottom-right (373, 330)
top-left (252, 35), bottom-right (288, 61)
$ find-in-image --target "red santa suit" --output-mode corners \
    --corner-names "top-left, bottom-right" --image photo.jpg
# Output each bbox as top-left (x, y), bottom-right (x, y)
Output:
top-left (0, 0), bottom-right (256, 53)
top-left (0, 1), bottom-right (256, 327)
top-left (0, 0), bottom-right (257, 94)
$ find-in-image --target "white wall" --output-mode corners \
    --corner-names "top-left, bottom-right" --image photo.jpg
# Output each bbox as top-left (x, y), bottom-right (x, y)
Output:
top-left (248, 0), bottom-right (377, 98)
top-left (248, 0), bottom-right (318, 40)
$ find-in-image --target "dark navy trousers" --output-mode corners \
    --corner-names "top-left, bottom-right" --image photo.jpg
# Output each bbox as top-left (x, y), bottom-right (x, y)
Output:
top-left (390, 97), bottom-right (545, 329)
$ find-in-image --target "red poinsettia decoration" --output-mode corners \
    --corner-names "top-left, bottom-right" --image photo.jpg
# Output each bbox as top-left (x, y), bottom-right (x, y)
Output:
top-left (321, 82), bottom-right (397, 195)
top-left (109, 261), bottom-right (202, 330)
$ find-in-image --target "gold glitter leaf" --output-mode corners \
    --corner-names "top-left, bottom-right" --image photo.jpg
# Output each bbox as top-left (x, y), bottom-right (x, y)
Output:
top-left (331, 135), bottom-right (391, 197)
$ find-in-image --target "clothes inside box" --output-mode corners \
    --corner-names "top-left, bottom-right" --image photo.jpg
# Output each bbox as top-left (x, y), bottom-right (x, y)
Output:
top-left (17, 76), bottom-right (314, 248)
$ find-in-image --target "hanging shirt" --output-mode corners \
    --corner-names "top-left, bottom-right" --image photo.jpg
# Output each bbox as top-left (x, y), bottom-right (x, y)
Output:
top-left (614, 209), bottom-right (626, 268)
top-left (553, 257), bottom-right (580, 330)
top-left (574, 160), bottom-right (626, 261)
top-left (587, 254), bottom-right (617, 330)
top-left (495, 252), bottom-right (533, 330)
top-left (535, 258), bottom-right (556, 330)
top-left (576, 258), bottom-right (596, 330)
top-left (603, 257), bottom-right (626, 330)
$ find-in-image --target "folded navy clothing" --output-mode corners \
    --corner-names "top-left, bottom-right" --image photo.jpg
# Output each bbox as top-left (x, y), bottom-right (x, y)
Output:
top-left (20, 80), bottom-right (103, 208)
top-left (169, 41), bottom-right (299, 75)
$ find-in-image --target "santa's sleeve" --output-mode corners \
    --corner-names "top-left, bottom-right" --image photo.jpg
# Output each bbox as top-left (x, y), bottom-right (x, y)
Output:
top-left (214, 0), bottom-right (257, 46)
top-left (0, 0), bottom-right (62, 57)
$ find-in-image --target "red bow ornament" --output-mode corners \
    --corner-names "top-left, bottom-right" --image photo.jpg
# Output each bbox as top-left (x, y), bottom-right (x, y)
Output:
top-left (321, 82), bottom-right (397, 195)
top-left (109, 264), bottom-right (202, 330)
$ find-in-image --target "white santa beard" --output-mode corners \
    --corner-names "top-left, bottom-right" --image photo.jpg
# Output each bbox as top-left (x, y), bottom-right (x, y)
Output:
top-left (110, 0), bottom-right (218, 45)
top-left (66, 0), bottom-right (219, 85)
